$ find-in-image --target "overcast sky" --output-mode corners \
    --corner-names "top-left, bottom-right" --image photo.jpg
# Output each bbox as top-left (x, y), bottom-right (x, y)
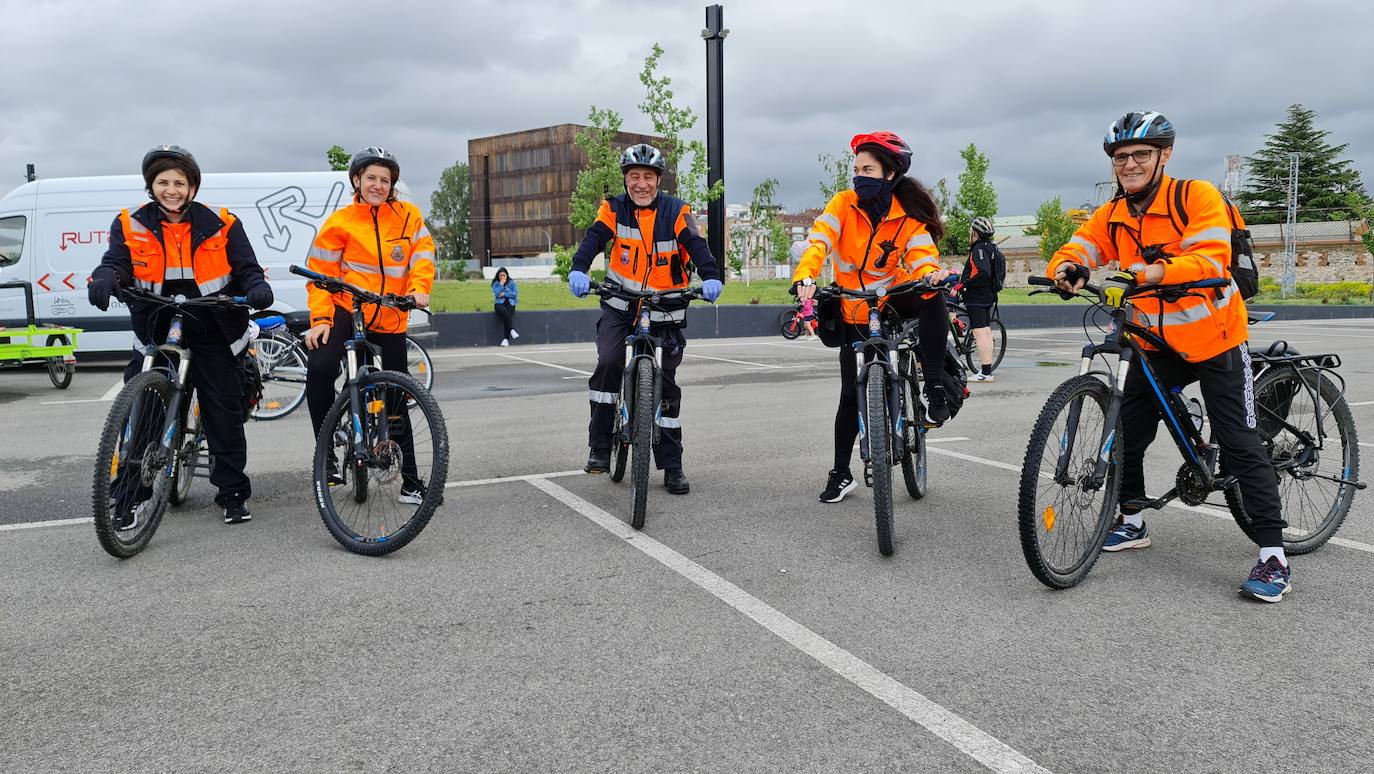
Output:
top-left (3, 0), bottom-right (1371, 219)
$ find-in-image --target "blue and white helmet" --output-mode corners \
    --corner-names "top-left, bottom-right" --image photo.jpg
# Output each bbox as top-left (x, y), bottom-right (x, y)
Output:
top-left (1103, 111), bottom-right (1175, 155)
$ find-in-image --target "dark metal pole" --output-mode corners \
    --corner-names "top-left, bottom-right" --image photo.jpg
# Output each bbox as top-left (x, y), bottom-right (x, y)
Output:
top-left (703, 5), bottom-right (727, 279)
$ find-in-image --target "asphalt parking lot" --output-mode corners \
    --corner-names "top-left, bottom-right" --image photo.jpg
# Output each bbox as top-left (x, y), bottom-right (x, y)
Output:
top-left (2, 316), bottom-right (1373, 773)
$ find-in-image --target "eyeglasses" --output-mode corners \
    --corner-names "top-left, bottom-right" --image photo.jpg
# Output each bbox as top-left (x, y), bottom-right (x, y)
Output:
top-left (1111, 148), bottom-right (1159, 167)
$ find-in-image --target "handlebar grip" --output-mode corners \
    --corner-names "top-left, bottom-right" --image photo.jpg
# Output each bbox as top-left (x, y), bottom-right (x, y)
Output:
top-left (232, 296), bottom-right (248, 304)
top-left (1027, 276), bottom-right (1055, 287)
top-left (289, 264), bottom-right (324, 281)
top-left (1193, 278), bottom-right (1230, 289)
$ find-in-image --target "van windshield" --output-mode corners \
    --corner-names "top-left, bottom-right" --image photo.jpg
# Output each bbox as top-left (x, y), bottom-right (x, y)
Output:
top-left (0, 215), bottom-right (24, 268)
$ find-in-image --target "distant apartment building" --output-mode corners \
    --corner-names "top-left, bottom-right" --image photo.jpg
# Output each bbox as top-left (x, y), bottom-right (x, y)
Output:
top-left (468, 124), bottom-right (673, 265)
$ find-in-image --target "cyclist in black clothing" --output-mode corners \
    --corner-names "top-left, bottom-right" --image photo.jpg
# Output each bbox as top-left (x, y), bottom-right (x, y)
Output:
top-left (959, 216), bottom-right (1003, 382)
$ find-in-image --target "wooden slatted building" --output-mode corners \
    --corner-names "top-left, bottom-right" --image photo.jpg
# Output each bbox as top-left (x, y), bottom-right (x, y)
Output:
top-left (468, 124), bottom-right (673, 264)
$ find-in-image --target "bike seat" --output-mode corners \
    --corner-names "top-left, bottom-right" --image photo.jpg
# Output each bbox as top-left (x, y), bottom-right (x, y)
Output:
top-left (284, 310), bottom-right (313, 333)
top-left (255, 315), bottom-right (286, 331)
top-left (1248, 311), bottom-right (1276, 324)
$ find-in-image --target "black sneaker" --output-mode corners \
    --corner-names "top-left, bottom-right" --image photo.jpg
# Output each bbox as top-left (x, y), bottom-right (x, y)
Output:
top-left (819, 469), bottom-right (857, 503)
top-left (926, 384), bottom-right (951, 423)
top-left (664, 469), bottom-right (690, 495)
top-left (584, 448), bottom-right (611, 474)
top-left (223, 499), bottom-right (252, 525)
top-left (325, 458), bottom-right (346, 487)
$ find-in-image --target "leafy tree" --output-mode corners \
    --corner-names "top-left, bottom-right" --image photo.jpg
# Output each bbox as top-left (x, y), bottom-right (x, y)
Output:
top-left (429, 161), bottom-right (471, 270)
top-left (817, 151), bottom-right (854, 204)
top-left (726, 228), bottom-right (747, 277)
top-left (552, 244), bottom-right (575, 282)
top-left (1239, 104), bottom-right (1369, 224)
top-left (1026, 197), bottom-right (1076, 262)
top-left (326, 145), bottom-right (349, 172)
top-left (638, 43), bottom-right (723, 207)
top-left (743, 179), bottom-right (786, 266)
top-left (569, 106), bottom-right (625, 231)
top-left (943, 143), bottom-right (998, 257)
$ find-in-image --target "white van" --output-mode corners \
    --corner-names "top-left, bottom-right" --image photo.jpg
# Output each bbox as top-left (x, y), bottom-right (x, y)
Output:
top-left (0, 172), bottom-right (415, 354)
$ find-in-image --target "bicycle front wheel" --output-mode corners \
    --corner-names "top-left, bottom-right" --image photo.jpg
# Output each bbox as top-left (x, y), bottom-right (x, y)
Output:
top-left (779, 311), bottom-right (802, 340)
top-left (1225, 368), bottom-right (1359, 554)
top-left (313, 370), bottom-right (449, 556)
top-left (866, 366), bottom-right (896, 556)
top-left (1017, 375), bottom-right (1120, 588)
top-left (630, 358), bottom-right (653, 529)
top-left (92, 372), bottom-right (177, 558)
top-left (252, 333), bottom-right (308, 421)
top-left (964, 319), bottom-right (1008, 374)
top-left (406, 336), bottom-right (435, 390)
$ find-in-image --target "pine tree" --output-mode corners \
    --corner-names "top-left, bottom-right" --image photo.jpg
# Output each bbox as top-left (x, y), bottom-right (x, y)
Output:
top-left (1238, 104), bottom-right (1368, 224)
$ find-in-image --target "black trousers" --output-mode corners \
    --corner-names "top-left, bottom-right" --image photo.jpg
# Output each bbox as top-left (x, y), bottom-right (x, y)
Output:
top-left (123, 338), bottom-right (250, 506)
top-left (305, 305), bottom-right (418, 483)
top-left (494, 303), bottom-right (516, 334)
top-left (833, 292), bottom-right (948, 472)
top-left (1120, 342), bottom-right (1286, 546)
top-left (588, 310), bottom-right (685, 471)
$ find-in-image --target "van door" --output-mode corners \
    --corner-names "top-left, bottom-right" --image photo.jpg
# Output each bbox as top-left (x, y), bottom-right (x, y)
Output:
top-left (0, 212), bottom-right (34, 326)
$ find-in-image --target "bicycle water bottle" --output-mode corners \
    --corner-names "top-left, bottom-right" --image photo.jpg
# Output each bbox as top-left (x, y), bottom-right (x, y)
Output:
top-left (1168, 386), bottom-right (1204, 433)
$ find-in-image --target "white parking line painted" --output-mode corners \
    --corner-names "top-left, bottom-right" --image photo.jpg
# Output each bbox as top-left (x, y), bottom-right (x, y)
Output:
top-left (527, 477), bottom-right (1055, 774)
top-left (1003, 347), bottom-right (1080, 358)
top-left (445, 469), bottom-right (586, 489)
top-left (0, 517), bottom-right (92, 532)
top-left (40, 398), bottom-right (113, 405)
top-left (1360, 442), bottom-right (1374, 449)
top-left (496, 353), bottom-right (593, 376)
top-left (100, 379), bottom-right (125, 400)
top-left (925, 436), bottom-right (971, 444)
top-left (927, 447), bottom-right (1374, 556)
top-left (1347, 400), bottom-right (1374, 407)
top-left (685, 352), bottom-right (784, 369)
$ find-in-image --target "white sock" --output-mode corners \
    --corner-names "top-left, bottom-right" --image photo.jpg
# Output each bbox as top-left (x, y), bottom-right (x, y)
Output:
top-left (1259, 547), bottom-right (1287, 567)
top-left (1121, 512), bottom-right (1144, 529)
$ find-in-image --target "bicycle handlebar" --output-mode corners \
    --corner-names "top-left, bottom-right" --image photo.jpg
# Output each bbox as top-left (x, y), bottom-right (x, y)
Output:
top-left (1026, 274), bottom-right (1229, 303)
top-left (115, 285), bottom-right (251, 310)
top-left (288, 264), bottom-right (431, 316)
top-left (811, 279), bottom-right (950, 301)
top-left (587, 280), bottom-right (710, 304)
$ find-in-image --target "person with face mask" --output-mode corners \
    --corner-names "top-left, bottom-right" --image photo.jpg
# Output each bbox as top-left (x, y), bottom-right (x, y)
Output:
top-left (302, 146), bottom-right (436, 504)
top-left (1048, 111), bottom-right (1290, 603)
top-left (793, 132), bottom-right (953, 504)
top-left (87, 145), bottom-right (274, 525)
top-left (566, 143), bottom-right (723, 495)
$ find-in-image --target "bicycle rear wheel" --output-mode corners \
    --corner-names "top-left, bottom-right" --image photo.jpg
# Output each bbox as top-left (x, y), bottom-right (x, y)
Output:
top-left (1225, 368), bottom-right (1358, 554)
top-left (630, 358), bottom-right (653, 529)
top-left (964, 319), bottom-right (1008, 374)
top-left (866, 366), bottom-right (896, 556)
top-left (406, 336), bottom-right (435, 390)
top-left (1017, 375), bottom-right (1120, 588)
top-left (898, 355), bottom-right (928, 500)
top-left (252, 332), bottom-right (307, 420)
top-left (313, 370), bottom-right (449, 556)
top-left (169, 396), bottom-right (201, 507)
top-left (92, 372), bottom-right (177, 558)
top-left (45, 334), bottom-right (74, 388)
top-left (779, 311), bottom-right (802, 340)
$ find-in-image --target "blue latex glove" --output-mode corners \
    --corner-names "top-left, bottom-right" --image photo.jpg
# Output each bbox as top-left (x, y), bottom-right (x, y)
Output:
top-left (702, 279), bottom-right (723, 303)
top-left (568, 270), bottom-right (590, 298)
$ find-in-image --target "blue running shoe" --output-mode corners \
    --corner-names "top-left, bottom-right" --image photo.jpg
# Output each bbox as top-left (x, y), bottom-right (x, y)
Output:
top-left (1239, 557), bottom-right (1292, 603)
top-left (1102, 517), bottom-right (1151, 552)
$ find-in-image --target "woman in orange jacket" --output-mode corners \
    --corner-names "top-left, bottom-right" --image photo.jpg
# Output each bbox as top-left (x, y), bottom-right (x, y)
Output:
top-left (793, 132), bottom-right (952, 504)
top-left (302, 146), bottom-right (436, 501)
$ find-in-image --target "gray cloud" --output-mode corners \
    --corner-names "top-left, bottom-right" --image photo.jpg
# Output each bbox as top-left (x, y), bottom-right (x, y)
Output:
top-left (2, 0), bottom-right (1371, 223)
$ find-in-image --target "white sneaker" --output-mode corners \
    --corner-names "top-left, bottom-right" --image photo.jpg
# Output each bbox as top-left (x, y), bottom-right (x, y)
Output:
top-left (500, 338), bottom-right (509, 347)
top-left (970, 372), bottom-right (995, 383)
top-left (510, 330), bottom-right (520, 339)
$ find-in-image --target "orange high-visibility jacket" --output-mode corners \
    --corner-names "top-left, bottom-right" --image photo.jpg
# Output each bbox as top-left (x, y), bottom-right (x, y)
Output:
top-left (120, 207), bottom-right (237, 296)
top-left (306, 199), bottom-right (435, 334)
top-left (1047, 175), bottom-right (1247, 363)
top-left (791, 190), bottom-right (942, 324)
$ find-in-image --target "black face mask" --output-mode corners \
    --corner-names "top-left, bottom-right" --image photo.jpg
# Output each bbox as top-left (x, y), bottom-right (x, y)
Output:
top-left (854, 175), bottom-right (894, 222)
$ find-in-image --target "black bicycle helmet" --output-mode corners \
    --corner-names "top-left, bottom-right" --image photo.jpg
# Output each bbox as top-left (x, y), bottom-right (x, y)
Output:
top-left (141, 145), bottom-right (201, 190)
top-left (1103, 111), bottom-right (1175, 155)
top-left (349, 146), bottom-right (400, 182)
top-left (619, 143), bottom-right (666, 175)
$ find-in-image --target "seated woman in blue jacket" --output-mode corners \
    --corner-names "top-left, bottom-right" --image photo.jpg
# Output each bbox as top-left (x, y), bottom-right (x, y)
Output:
top-left (491, 266), bottom-right (518, 346)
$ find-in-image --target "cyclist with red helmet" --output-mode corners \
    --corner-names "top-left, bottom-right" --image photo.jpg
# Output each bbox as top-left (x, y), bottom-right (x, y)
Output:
top-left (793, 132), bottom-right (952, 504)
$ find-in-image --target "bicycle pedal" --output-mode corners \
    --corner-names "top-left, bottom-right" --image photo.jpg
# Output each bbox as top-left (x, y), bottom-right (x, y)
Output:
top-left (863, 465), bottom-right (874, 487)
top-left (1212, 475), bottom-right (1238, 491)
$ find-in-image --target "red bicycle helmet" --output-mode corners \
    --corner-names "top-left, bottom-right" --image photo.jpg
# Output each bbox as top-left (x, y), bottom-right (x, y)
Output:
top-left (850, 131), bottom-right (912, 176)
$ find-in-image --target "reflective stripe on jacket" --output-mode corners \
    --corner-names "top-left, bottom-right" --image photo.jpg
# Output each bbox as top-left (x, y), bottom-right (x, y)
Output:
top-left (1046, 175), bottom-right (1247, 363)
top-left (790, 190), bottom-right (941, 324)
top-left (120, 207), bottom-right (236, 297)
top-left (307, 199), bottom-right (436, 334)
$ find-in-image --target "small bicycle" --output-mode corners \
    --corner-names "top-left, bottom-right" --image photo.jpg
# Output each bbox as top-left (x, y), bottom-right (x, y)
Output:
top-left (812, 279), bottom-right (953, 556)
top-left (1017, 275), bottom-right (1364, 588)
top-left (588, 280), bottom-right (707, 530)
top-left (289, 265), bottom-right (448, 556)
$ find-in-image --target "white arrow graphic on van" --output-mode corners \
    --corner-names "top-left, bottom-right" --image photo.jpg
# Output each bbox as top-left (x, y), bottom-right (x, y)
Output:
top-left (255, 181), bottom-right (346, 253)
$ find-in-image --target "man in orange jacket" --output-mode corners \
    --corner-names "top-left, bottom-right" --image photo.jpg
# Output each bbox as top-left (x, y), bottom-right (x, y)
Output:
top-left (302, 146), bottom-right (435, 502)
top-left (1049, 111), bottom-right (1289, 602)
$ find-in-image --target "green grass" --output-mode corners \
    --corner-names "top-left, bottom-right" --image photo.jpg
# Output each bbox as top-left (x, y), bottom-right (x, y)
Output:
top-left (430, 278), bottom-right (1373, 312)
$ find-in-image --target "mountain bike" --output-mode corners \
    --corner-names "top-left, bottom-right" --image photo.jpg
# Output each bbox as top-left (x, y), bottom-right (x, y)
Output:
top-left (92, 289), bottom-right (250, 558)
top-left (588, 280), bottom-right (707, 530)
top-left (813, 279), bottom-right (950, 556)
top-left (946, 297), bottom-right (1006, 373)
top-left (249, 312), bottom-right (434, 421)
top-left (1017, 275), bottom-right (1364, 588)
top-left (290, 265), bottom-right (449, 556)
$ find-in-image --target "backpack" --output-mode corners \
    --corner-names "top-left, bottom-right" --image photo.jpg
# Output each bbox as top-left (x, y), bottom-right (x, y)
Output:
top-left (238, 350), bottom-right (264, 421)
top-left (1106, 180), bottom-right (1259, 301)
top-left (989, 243), bottom-right (1007, 293)
top-left (938, 342), bottom-right (969, 420)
